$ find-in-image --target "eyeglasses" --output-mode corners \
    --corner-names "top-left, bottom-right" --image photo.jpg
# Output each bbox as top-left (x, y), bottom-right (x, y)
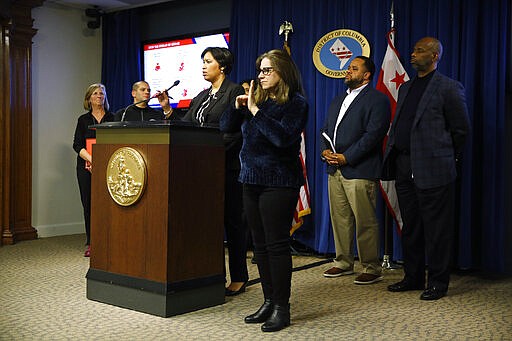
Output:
top-left (258, 67), bottom-right (274, 76)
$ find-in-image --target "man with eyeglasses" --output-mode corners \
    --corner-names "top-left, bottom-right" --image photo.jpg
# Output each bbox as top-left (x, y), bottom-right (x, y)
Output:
top-left (320, 56), bottom-right (390, 285)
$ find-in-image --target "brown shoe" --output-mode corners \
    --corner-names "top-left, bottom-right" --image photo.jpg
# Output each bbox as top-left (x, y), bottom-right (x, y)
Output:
top-left (354, 273), bottom-right (383, 285)
top-left (323, 267), bottom-right (354, 278)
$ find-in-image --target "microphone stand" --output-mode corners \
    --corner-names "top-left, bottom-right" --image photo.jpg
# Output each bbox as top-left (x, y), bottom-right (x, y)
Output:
top-left (120, 80), bottom-right (180, 121)
top-left (120, 98), bottom-right (150, 122)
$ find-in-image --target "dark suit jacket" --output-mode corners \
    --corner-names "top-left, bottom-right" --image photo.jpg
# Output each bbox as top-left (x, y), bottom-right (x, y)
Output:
top-left (181, 78), bottom-right (244, 126)
top-left (382, 71), bottom-right (470, 189)
top-left (177, 78), bottom-right (245, 170)
top-left (320, 85), bottom-right (390, 180)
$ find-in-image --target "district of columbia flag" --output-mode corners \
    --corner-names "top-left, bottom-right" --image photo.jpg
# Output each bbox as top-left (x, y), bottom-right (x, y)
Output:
top-left (291, 131), bottom-right (311, 235)
top-left (376, 27), bottom-right (409, 231)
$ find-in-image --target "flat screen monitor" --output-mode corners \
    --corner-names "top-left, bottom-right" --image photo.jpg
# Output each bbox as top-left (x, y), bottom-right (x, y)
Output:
top-left (142, 30), bottom-right (229, 109)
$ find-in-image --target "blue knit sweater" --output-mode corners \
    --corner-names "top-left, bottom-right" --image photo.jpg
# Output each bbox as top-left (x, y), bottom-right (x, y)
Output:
top-left (220, 92), bottom-right (308, 188)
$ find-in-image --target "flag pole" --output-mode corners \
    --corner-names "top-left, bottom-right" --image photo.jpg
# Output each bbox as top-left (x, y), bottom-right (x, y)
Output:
top-left (279, 21), bottom-right (293, 56)
top-left (390, 1), bottom-right (395, 29)
top-left (278, 21), bottom-right (312, 255)
top-left (381, 1), bottom-right (402, 271)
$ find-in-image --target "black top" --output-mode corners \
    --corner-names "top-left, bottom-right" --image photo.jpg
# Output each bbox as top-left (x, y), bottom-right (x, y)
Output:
top-left (393, 70), bottom-right (436, 152)
top-left (177, 78), bottom-right (245, 170)
top-left (73, 111), bottom-right (115, 169)
top-left (180, 78), bottom-right (245, 126)
top-left (114, 105), bottom-right (165, 122)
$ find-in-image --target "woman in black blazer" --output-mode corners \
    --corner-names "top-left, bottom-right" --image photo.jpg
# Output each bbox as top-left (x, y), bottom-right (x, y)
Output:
top-left (167, 47), bottom-right (248, 296)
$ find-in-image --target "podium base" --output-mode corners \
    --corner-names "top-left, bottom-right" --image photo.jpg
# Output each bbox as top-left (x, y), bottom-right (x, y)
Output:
top-left (86, 270), bottom-right (225, 317)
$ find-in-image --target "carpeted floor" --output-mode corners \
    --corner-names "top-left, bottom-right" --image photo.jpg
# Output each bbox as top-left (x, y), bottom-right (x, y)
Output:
top-left (0, 234), bottom-right (511, 340)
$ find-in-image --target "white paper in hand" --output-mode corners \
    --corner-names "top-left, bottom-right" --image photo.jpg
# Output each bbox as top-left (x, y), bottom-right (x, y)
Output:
top-left (322, 132), bottom-right (336, 153)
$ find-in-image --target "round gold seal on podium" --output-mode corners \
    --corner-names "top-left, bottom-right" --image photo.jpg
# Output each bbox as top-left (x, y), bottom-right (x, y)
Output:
top-left (106, 147), bottom-right (147, 206)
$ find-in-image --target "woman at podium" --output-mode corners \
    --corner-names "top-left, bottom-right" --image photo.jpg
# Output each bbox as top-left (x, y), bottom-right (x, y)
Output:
top-left (220, 49), bottom-right (308, 332)
top-left (165, 47), bottom-right (248, 296)
top-left (72, 83), bottom-right (115, 257)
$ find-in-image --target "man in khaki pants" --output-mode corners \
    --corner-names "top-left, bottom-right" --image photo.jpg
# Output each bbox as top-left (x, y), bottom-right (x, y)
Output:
top-left (320, 56), bottom-right (390, 284)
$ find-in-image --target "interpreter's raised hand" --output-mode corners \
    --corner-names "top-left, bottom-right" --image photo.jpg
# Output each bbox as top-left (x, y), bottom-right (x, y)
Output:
top-left (247, 80), bottom-right (259, 116)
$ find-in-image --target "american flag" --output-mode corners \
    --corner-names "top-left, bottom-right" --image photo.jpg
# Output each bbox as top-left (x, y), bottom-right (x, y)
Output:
top-left (281, 27), bottom-right (311, 235)
top-left (291, 132), bottom-right (311, 235)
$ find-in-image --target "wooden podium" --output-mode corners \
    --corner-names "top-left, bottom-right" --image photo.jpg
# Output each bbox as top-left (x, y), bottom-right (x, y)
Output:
top-left (86, 121), bottom-right (225, 317)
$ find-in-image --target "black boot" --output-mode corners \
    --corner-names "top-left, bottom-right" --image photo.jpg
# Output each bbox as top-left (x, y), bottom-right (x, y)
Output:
top-left (244, 299), bottom-right (273, 324)
top-left (261, 303), bottom-right (290, 332)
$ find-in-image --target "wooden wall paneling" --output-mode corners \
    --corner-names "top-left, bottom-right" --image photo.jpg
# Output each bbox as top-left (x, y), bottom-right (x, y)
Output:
top-left (0, 17), bottom-right (12, 245)
top-left (0, 1), bottom-right (43, 245)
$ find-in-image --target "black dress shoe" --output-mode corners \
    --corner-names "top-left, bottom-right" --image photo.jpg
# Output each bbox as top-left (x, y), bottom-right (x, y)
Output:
top-left (244, 299), bottom-right (273, 323)
top-left (387, 279), bottom-right (424, 292)
top-left (225, 282), bottom-right (247, 296)
top-left (261, 304), bottom-right (290, 332)
top-left (420, 287), bottom-right (446, 300)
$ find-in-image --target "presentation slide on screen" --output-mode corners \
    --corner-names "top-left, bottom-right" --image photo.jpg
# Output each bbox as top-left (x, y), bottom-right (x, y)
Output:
top-left (143, 32), bottom-right (229, 108)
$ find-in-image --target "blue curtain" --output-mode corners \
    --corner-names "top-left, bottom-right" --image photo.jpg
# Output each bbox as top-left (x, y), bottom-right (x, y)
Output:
top-left (100, 0), bottom-right (510, 273)
top-left (101, 9), bottom-right (142, 111)
top-left (230, 0), bottom-right (510, 273)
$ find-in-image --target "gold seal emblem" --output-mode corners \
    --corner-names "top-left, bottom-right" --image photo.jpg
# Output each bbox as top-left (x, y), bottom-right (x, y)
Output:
top-left (106, 147), bottom-right (147, 206)
top-left (312, 29), bottom-right (371, 78)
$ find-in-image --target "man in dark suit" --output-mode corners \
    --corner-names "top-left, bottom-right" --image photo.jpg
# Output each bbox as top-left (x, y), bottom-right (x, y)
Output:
top-left (383, 37), bottom-right (470, 300)
top-left (320, 56), bottom-right (390, 285)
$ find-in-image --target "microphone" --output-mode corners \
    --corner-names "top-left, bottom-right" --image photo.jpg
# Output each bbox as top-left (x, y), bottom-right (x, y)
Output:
top-left (149, 80), bottom-right (180, 100)
top-left (120, 103), bottom-right (133, 122)
top-left (121, 80), bottom-right (180, 121)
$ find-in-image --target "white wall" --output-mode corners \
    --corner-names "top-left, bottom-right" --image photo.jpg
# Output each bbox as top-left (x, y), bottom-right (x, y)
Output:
top-left (32, 3), bottom-right (102, 238)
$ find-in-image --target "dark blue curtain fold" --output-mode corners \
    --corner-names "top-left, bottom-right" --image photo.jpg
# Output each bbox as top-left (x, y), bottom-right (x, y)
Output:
top-left (101, 9), bottom-right (142, 111)
top-left (229, 0), bottom-right (510, 273)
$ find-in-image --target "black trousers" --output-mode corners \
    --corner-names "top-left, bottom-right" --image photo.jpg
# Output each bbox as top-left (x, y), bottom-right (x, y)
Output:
top-left (395, 153), bottom-right (455, 291)
top-left (76, 166), bottom-right (91, 245)
top-left (224, 169), bottom-right (248, 283)
top-left (243, 184), bottom-right (298, 305)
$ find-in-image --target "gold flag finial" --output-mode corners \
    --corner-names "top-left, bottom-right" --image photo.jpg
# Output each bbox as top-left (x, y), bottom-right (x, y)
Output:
top-left (279, 21), bottom-right (293, 55)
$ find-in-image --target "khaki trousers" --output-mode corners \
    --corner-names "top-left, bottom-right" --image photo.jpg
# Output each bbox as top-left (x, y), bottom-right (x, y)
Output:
top-left (328, 169), bottom-right (381, 275)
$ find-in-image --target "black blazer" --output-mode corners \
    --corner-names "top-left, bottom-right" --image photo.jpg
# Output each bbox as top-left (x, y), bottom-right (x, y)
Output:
top-left (180, 78), bottom-right (245, 170)
top-left (382, 71), bottom-right (470, 189)
top-left (182, 78), bottom-right (244, 125)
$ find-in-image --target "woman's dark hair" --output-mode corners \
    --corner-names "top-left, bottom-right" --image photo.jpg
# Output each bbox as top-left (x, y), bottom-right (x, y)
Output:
top-left (354, 55), bottom-right (376, 80)
top-left (201, 47), bottom-right (234, 75)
